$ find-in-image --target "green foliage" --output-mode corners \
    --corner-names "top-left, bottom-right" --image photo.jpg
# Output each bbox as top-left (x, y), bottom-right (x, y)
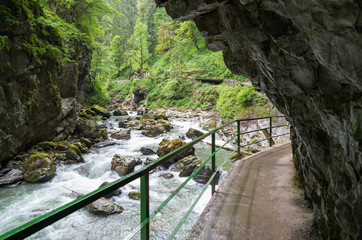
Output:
top-left (127, 18), bottom-right (151, 73)
top-left (86, 79), bottom-right (110, 106)
top-left (0, 36), bottom-right (9, 51)
top-left (216, 85), bottom-right (267, 118)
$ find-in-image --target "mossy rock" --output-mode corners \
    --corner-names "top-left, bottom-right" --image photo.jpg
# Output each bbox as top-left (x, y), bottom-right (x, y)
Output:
top-left (91, 105), bottom-right (110, 118)
top-left (80, 137), bottom-right (93, 148)
top-left (75, 119), bottom-right (108, 140)
top-left (37, 141), bottom-right (56, 151)
top-left (22, 152), bottom-right (56, 183)
top-left (186, 128), bottom-right (205, 140)
top-left (156, 139), bottom-right (195, 168)
top-left (80, 109), bottom-right (96, 119)
top-left (128, 191), bottom-right (140, 200)
top-left (72, 142), bottom-right (89, 153)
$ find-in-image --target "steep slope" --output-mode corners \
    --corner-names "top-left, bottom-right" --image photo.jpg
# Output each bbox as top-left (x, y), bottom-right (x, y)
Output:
top-left (0, 1), bottom-right (92, 166)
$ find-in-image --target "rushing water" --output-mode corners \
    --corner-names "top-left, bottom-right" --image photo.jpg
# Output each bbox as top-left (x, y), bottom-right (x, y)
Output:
top-left (0, 115), bottom-right (233, 240)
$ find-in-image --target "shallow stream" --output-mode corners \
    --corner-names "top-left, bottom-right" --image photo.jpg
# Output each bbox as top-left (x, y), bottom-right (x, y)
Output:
top-left (0, 114), bottom-right (233, 239)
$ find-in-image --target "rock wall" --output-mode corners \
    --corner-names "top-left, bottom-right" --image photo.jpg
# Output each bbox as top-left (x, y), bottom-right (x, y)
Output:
top-left (156, 0), bottom-right (362, 239)
top-left (0, 2), bottom-right (92, 167)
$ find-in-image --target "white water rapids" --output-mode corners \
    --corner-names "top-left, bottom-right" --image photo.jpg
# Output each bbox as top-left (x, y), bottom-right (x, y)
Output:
top-left (0, 115), bottom-right (233, 240)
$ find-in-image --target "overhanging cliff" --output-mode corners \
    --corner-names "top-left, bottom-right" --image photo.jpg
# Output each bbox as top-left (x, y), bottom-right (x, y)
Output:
top-left (156, 0), bottom-right (362, 239)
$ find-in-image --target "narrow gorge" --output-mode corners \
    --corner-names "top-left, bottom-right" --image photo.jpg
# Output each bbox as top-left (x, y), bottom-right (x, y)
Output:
top-left (0, 0), bottom-right (361, 239)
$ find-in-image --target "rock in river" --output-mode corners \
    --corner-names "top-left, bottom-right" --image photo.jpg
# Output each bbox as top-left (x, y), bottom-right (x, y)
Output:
top-left (86, 197), bottom-right (123, 215)
top-left (156, 139), bottom-right (195, 168)
top-left (186, 128), bottom-right (205, 140)
top-left (22, 152), bottom-right (56, 183)
top-left (0, 169), bottom-right (24, 186)
top-left (111, 129), bottom-right (131, 140)
top-left (140, 147), bottom-right (156, 155)
top-left (111, 155), bottom-right (137, 177)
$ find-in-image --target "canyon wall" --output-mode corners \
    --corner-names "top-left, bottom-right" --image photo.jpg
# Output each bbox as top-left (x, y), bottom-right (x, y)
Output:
top-left (0, 1), bottom-right (92, 167)
top-left (155, 0), bottom-right (362, 239)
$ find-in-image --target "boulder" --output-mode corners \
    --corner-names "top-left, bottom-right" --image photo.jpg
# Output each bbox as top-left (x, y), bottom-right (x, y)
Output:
top-left (114, 109), bottom-right (128, 116)
top-left (172, 155), bottom-right (202, 177)
top-left (128, 191), bottom-right (140, 200)
top-left (0, 169), bottom-right (24, 186)
top-left (86, 197), bottom-right (123, 215)
top-left (193, 165), bottom-right (220, 185)
top-left (94, 141), bottom-right (120, 148)
top-left (159, 173), bottom-right (174, 179)
top-left (91, 105), bottom-right (111, 118)
top-left (186, 128), bottom-right (205, 140)
top-left (140, 147), bottom-right (156, 155)
top-left (99, 182), bottom-right (122, 199)
top-left (74, 119), bottom-right (108, 141)
top-left (79, 109), bottom-right (96, 119)
top-left (145, 157), bottom-right (156, 165)
top-left (80, 137), bottom-right (93, 148)
top-left (22, 152), bottom-right (56, 183)
top-left (111, 155), bottom-right (137, 177)
top-left (142, 124), bottom-right (167, 137)
top-left (156, 139), bottom-right (195, 168)
top-left (111, 129), bottom-right (131, 140)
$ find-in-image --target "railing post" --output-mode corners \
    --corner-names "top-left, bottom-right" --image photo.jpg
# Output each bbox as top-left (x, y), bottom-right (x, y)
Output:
top-left (269, 117), bottom-right (273, 147)
top-left (140, 173), bottom-right (150, 240)
top-left (211, 132), bottom-right (216, 196)
top-left (237, 120), bottom-right (241, 159)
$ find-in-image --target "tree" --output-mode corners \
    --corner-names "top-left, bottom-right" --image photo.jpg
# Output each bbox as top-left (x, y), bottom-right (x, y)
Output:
top-left (127, 18), bottom-right (150, 73)
top-left (110, 35), bottom-right (124, 76)
top-left (156, 21), bottom-right (174, 53)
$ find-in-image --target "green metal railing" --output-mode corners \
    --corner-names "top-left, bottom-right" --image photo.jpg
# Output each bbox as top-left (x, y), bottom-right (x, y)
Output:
top-left (0, 116), bottom-right (289, 240)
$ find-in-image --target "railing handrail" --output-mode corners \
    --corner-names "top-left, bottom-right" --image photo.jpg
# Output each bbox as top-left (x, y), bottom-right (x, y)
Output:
top-left (0, 116), bottom-right (289, 240)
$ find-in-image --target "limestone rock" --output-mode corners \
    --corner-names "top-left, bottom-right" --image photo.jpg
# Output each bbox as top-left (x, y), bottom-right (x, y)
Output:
top-left (140, 147), bottom-right (156, 155)
top-left (0, 169), bottom-right (23, 186)
top-left (86, 197), bottom-right (123, 215)
top-left (74, 119), bottom-right (108, 141)
top-left (91, 105), bottom-right (110, 118)
top-left (159, 1), bottom-right (362, 238)
top-left (111, 155), bottom-right (137, 177)
top-left (99, 182), bottom-right (122, 199)
top-left (156, 139), bottom-right (195, 168)
top-left (113, 108), bottom-right (128, 116)
top-left (193, 165), bottom-right (220, 185)
top-left (128, 191), bottom-right (140, 200)
top-left (159, 173), bottom-right (174, 179)
top-left (22, 152), bottom-right (56, 183)
top-left (172, 155), bottom-right (202, 177)
top-left (186, 128), bottom-right (205, 140)
top-left (111, 129), bottom-right (131, 140)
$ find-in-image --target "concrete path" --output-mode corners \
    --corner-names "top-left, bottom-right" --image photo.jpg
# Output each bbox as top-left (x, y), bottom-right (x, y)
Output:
top-left (188, 142), bottom-right (313, 240)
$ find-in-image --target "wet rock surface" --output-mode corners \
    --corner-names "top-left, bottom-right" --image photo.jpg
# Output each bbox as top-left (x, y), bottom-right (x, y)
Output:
top-left (110, 129), bottom-right (131, 140)
top-left (0, 169), bottom-right (23, 186)
top-left (156, 139), bottom-right (195, 168)
top-left (111, 155), bottom-right (137, 177)
top-left (86, 197), bottom-right (123, 215)
top-left (158, 0), bottom-right (362, 238)
top-left (22, 152), bottom-right (56, 183)
top-left (140, 147), bottom-right (156, 155)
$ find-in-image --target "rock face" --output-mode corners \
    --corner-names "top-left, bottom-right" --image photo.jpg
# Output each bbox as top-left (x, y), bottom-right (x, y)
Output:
top-left (157, 0), bottom-right (362, 239)
top-left (0, 2), bottom-right (92, 167)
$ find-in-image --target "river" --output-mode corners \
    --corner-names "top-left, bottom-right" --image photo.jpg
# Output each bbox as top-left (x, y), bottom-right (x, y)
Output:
top-left (0, 114), bottom-right (233, 240)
